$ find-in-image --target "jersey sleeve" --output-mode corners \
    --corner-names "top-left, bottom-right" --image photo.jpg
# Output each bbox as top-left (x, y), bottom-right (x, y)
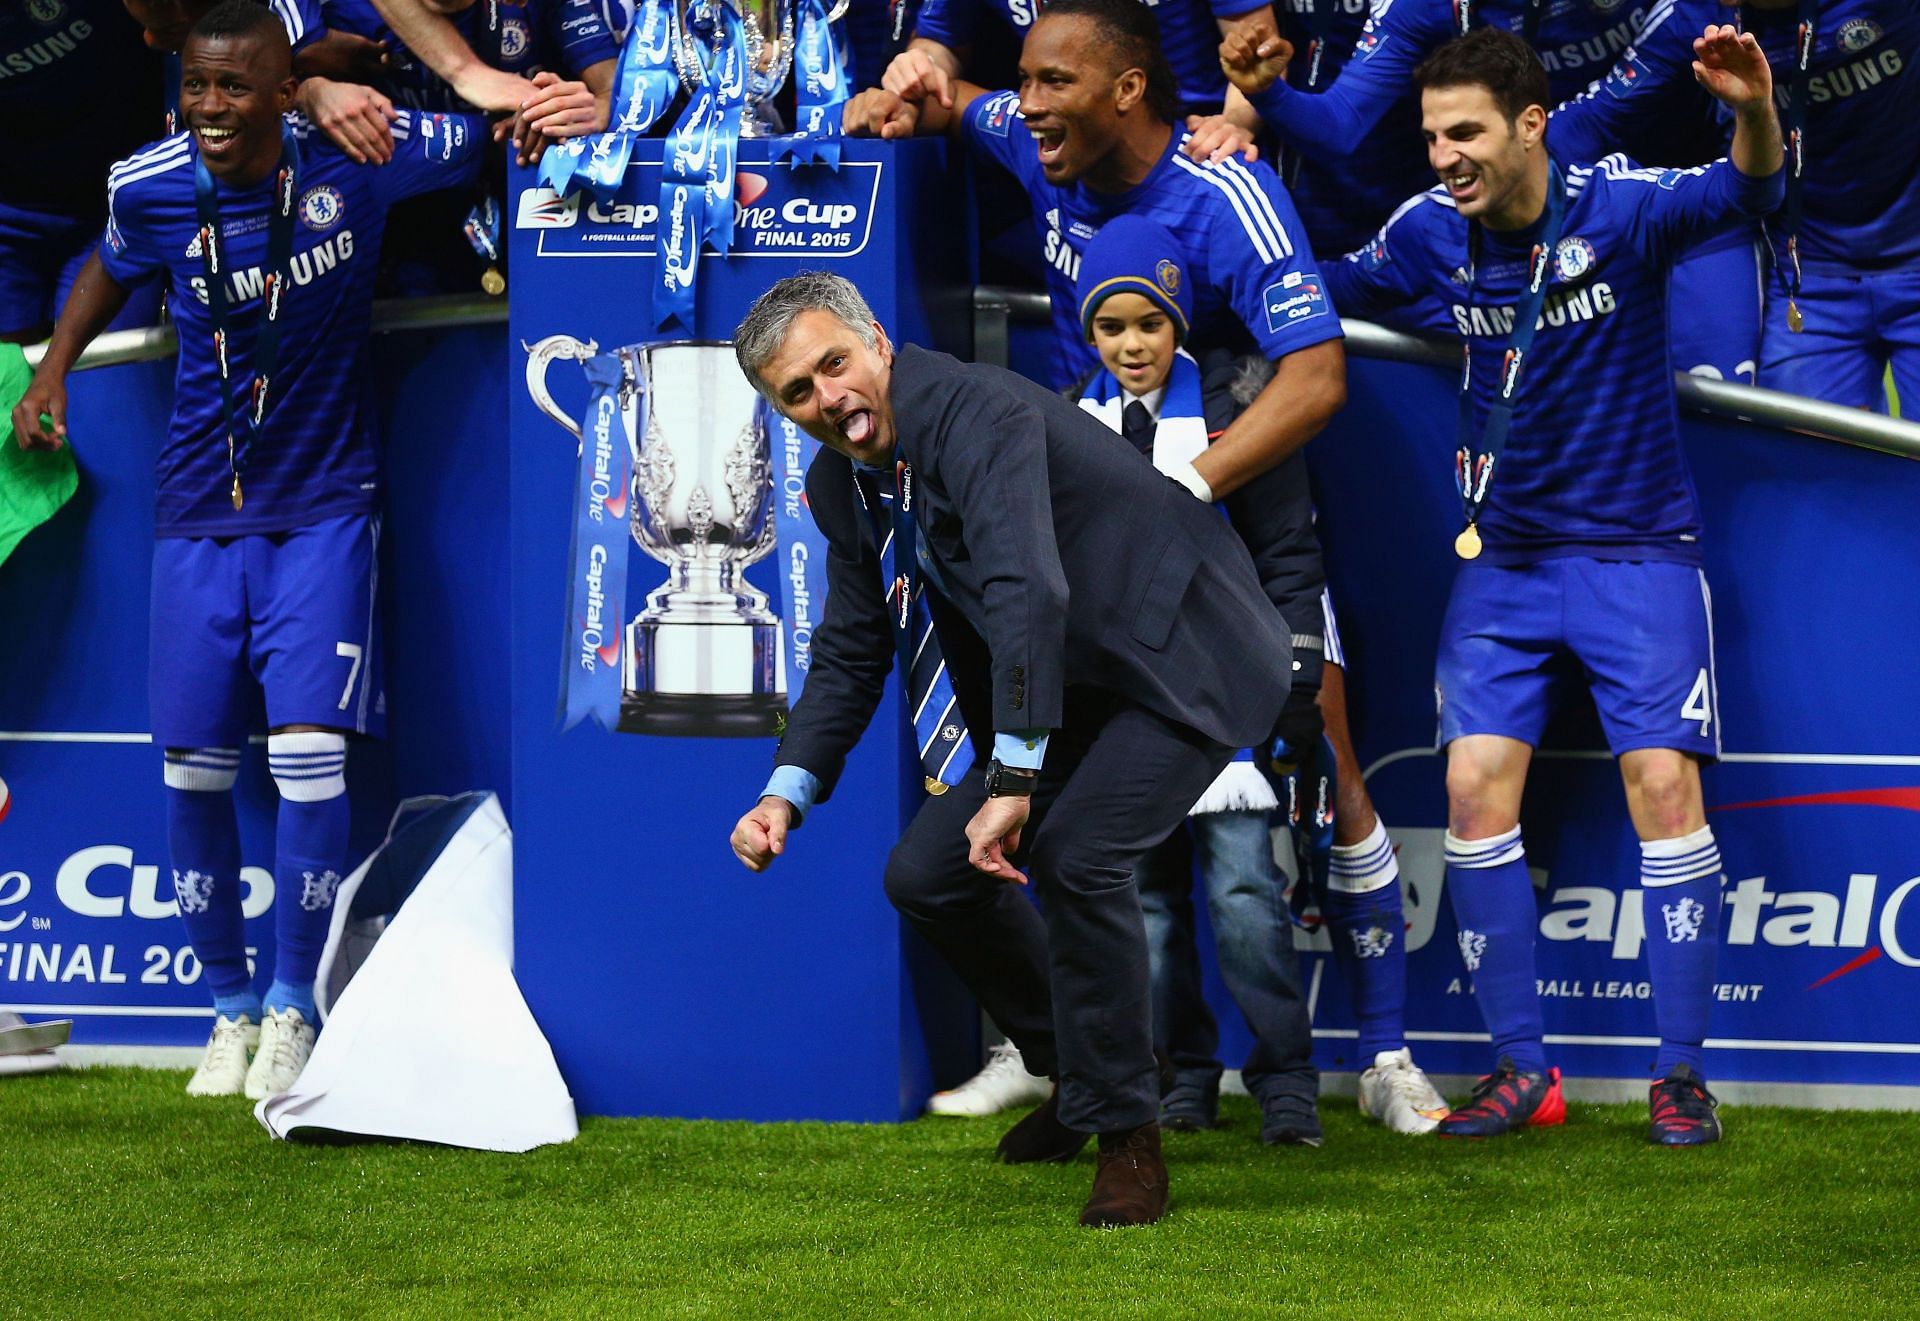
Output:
top-left (1547, 0), bottom-right (1706, 165)
top-left (1203, 159), bottom-right (1343, 358)
top-left (913, 0), bottom-right (982, 50)
top-left (1210, 0), bottom-right (1275, 20)
top-left (543, 0), bottom-right (618, 77)
top-left (97, 170), bottom-right (165, 288)
top-left (1245, 0), bottom-right (1447, 156)
top-left (959, 88), bottom-right (1046, 190)
top-left (1596, 153), bottom-right (1784, 268)
top-left (373, 110), bottom-right (488, 206)
top-left (1324, 191), bottom-right (1440, 322)
top-left (270, 0), bottom-right (327, 53)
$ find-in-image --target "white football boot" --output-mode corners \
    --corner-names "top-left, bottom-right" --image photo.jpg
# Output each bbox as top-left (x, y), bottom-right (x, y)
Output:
top-left (926, 1042), bottom-right (1051, 1117)
top-left (244, 1007), bottom-right (316, 1100)
top-left (1357, 1047), bottom-right (1450, 1134)
top-left (185, 1014), bottom-right (260, 1097)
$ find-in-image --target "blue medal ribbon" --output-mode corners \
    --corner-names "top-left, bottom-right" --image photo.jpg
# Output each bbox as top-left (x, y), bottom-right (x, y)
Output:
top-left (703, 5), bottom-right (748, 251)
top-left (1455, 160), bottom-right (1567, 540)
top-left (777, 0), bottom-right (851, 169)
top-left (194, 123), bottom-right (300, 511)
top-left (560, 351), bottom-right (636, 731)
top-left (562, 0), bottom-right (680, 199)
top-left (765, 403), bottom-right (831, 705)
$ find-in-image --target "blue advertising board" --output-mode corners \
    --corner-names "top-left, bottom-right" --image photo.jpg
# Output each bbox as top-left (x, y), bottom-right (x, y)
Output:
top-left (0, 328), bottom-right (511, 1044)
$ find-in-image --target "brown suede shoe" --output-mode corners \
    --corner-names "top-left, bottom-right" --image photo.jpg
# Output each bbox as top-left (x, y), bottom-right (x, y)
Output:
top-left (996, 1090), bottom-right (1091, 1164)
top-left (1078, 1121), bottom-right (1169, 1228)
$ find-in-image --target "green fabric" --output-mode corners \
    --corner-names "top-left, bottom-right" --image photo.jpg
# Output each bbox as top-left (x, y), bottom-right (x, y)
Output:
top-left (0, 343), bottom-right (78, 567)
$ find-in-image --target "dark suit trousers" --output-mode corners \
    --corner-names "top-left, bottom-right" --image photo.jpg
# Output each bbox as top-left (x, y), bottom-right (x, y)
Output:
top-left (883, 693), bottom-right (1234, 1134)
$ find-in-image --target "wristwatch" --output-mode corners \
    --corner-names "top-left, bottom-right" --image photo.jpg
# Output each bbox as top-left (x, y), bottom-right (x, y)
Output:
top-left (984, 758), bottom-right (1039, 798)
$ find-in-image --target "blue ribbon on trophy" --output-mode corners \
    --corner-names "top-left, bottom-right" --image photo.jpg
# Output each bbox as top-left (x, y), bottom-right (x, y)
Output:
top-left (551, 0), bottom-right (681, 199)
top-left (558, 351), bottom-right (637, 731)
top-left (654, 3), bottom-right (745, 330)
top-left (765, 401), bottom-right (830, 705)
top-left (777, 0), bottom-right (851, 168)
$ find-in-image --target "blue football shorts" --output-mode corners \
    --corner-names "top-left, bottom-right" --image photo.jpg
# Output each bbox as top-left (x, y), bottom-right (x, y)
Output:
top-left (1434, 556), bottom-right (1721, 760)
top-left (149, 512), bottom-right (385, 748)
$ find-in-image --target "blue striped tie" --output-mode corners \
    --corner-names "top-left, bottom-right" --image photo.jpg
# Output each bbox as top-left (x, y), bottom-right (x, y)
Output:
top-left (854, 471), bottom-right (974, 792)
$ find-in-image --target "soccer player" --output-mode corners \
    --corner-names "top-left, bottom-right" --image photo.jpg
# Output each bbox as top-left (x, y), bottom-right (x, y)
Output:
top-left (1, 0), bottom-right (165, 343)
top-left (848, 0), bottom-right (1345, 496)
top-left (10, 0), bottom-right (485, 1099)
top-left (1326, 25), bottom-right (1782, 1143)
top-left (884, 0), bottom-right (1279, 119)
top-left (1552, 0), bottom-right (1919, 408)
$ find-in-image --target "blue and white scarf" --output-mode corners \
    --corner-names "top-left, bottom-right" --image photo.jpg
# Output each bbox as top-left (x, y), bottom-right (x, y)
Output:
top-left (1078, 350), bottom-right (1277, 817)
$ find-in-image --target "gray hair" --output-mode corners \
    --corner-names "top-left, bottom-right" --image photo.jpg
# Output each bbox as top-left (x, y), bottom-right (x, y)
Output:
top-left (733, 272), bottom-right (880, 400)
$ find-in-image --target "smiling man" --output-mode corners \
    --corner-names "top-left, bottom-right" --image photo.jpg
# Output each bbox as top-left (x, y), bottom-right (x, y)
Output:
top-left (1326, 26), bottom-right (1782, 1144)
top-left (726, 271), bottom-right (1294, 1228)
top-left (11, 0), bottom-right (485, 1102)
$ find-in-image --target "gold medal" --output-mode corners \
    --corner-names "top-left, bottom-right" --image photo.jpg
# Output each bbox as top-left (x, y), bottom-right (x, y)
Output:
top-left (1454, 524), bottom-right (1482, 560)
top-left (1787, 298), bottom-right (1803, 334)
top-left (924, 777), bottom-right (949, 796)
top-left (481, 265), bottom-right (506, 296)
top-left (230, 476), bottom-right (244, 511)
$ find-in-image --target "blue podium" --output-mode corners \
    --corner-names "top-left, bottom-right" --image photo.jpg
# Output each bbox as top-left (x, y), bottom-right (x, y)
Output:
top-left (505, 139), bottom-right (979, 1121)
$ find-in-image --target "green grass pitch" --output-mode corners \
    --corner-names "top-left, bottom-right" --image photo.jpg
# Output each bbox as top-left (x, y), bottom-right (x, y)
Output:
top-left (4, 1068), bottom-right (1917, 1318)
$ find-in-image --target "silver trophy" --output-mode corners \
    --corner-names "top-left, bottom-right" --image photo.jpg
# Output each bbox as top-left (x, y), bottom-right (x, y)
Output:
top-left (526, 336), bottom-right (786, 737)
top-left (670, 0), bottom-right (847, 138)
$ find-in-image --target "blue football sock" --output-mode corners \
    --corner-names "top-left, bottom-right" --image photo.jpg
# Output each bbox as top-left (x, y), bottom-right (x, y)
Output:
top-left (163, 748), bottom-right (258, 1017)
top-left (1326, 817), bottom-right (1408, 1061)
top-left (1642, 825), bottom-right (1724, 1079)
top-left (267, 733), bottom-right (351, 1018)
top-left (1444, 826), bottom-right (1546, 1074)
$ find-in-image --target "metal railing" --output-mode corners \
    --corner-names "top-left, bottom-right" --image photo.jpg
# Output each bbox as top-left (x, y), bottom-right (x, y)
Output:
top-left (974, 285), bottom-right (1920, 463)
top-left (22, 293), bottom-right (509, 374)
top-left (30, 286), bottom-right (1919, 464)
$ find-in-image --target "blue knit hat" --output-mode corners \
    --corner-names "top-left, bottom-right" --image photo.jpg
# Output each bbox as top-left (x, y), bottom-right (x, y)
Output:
top-left (1076, 215), bottom-right (1194, 345)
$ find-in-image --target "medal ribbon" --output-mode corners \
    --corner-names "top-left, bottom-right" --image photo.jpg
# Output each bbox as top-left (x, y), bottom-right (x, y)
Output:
top-left (1453, 0), bottom-right (1546, 44)
top-left (559, 350), bottom-right (636, 732)
top-left (1777, 0), bottom-right (1817, 332)
top-left (778, 0), bottom-right (852, 168)
top-left (852, 460), bottom-right (972, 791)
top-left (1455, 160), bottom-right (1567, 540)
top-left (1282, 0), bottom-right (1345, 192)
top-left (194, 123), bottom-right (300, 510)
top-left (558, 0), bottom-right (680, 199)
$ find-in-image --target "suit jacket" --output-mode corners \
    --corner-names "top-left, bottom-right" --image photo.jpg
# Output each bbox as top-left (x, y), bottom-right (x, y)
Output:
top-left (775, 344), bottom-right (1292, 803)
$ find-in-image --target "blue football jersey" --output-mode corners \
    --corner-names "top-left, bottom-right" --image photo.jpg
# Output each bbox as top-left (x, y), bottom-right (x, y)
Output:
top-left (1273, 0), bottom-right (1432, 257)
top-left (1, 0), bottom-right (163, 215)
top-left (1555, 0), bottom-right (1920, 269)
top-left (1328, 154), bottom-right (1783, 563)
top-left (1249, 0), bottom-right (1661, 162)
top-left (963, 88), bottom-right (1343, 388)
top-left (916, 0), bottom-right (1267, 115)
top-left (99, 111), bottom-right (486, 538)
top-left (321, 0), bottom-right (617, 111)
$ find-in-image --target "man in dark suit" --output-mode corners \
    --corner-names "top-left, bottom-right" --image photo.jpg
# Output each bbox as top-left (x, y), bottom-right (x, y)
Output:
top-left (726, 272), bottom-right (1292, 1228)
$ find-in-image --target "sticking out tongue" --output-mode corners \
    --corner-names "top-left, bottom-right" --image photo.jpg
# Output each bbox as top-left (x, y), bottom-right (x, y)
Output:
top-left (842, 411), bottom-right (873, 445)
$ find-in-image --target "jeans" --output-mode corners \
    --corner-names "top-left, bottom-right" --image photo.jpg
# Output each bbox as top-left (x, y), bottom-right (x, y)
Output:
top-left (1136, 809), bottom-right (1317, 1106)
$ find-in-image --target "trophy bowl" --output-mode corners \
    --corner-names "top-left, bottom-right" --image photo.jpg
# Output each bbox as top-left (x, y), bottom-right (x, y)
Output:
top-left (525, 335), bottom-right (787, 737)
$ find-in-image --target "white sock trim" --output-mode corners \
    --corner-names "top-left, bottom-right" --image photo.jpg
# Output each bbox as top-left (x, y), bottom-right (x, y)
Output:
top-left (1641, 824), bottom-right (1722, 887)
top-left (163, 747), bottom-right (241, 792)
top-left (267, 731), bottom-right (347, 803)
top-left (1328, 818), bottom-right (1399, 893)
top-left (1444, 824), bottom-right (1524, 870)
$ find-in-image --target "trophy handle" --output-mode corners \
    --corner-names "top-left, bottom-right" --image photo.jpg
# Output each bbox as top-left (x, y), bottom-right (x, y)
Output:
top-left (522, 334), bottom-right (601, 440)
